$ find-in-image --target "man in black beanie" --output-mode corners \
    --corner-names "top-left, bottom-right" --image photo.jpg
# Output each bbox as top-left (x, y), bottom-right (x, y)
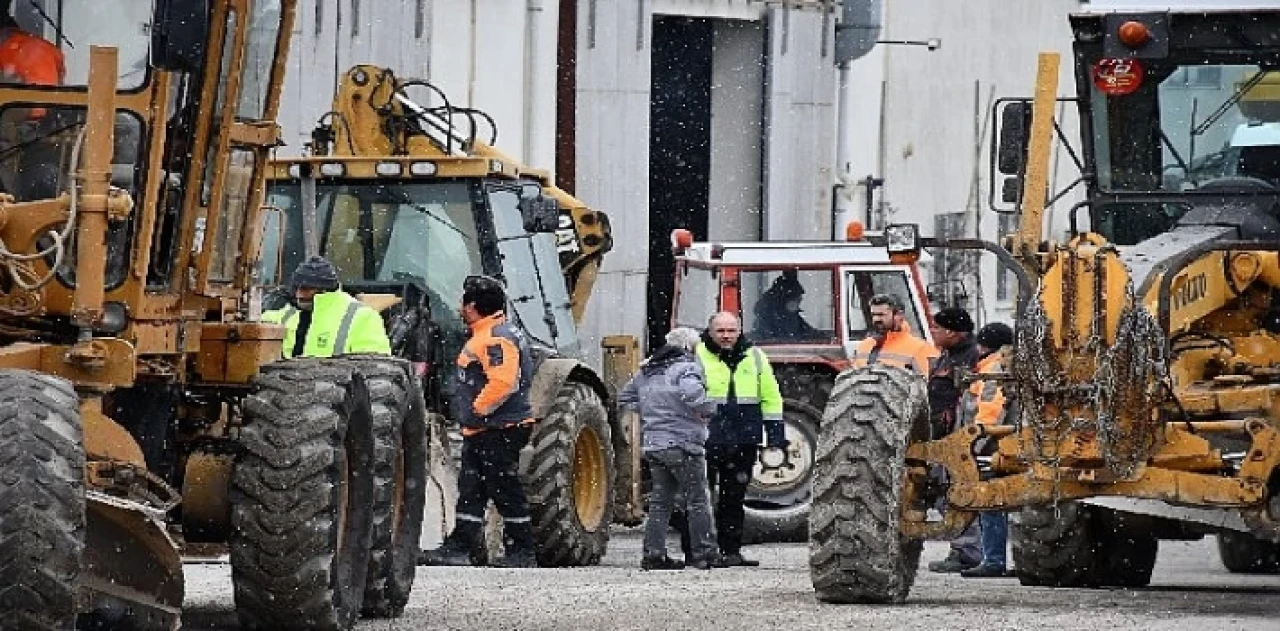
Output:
top-left (925, 306), bottom-right (982, 574)
top-left (261, 255), bottom-right (391, 358)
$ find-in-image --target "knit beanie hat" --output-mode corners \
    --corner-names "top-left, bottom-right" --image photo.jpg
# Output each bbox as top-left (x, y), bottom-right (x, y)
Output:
top-left (291, 256), bottom-right (340, 291)
top-left (976, 322), bottom-right (1014, 349)
top-left (933, 307), bottom-right (975, 333)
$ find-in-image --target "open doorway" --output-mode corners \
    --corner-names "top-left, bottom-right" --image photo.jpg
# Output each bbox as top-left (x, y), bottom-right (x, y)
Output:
top-left (647, 16), bottom-right (713, 352)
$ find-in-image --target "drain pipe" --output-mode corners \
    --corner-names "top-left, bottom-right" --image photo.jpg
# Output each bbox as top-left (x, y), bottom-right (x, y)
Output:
top-left (524, 0), bottom-right (548, 167)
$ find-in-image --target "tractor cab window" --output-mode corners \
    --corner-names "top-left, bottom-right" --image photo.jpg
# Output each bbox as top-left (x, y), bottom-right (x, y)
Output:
top-left (487, 183), bottom-right (581, 357)
top-left (842, 267), bottom-right (929, 343)
top-left (673, 264), bottom-right (719, 330)
top-left (0, 0), bottom-right (152, 90)
top-left (740, 269), bottom-right (834, 344)
top-left (264, 179), bottom-right (483, 320)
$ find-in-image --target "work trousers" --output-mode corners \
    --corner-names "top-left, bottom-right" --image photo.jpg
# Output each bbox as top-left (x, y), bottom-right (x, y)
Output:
top-left (675, 443), bottom-right (758, 556)
top-left (644, 448), bottom-right (717, 562)
top-left (451, 424), bottom-right (534, 553)
top-left (979, 511), bottom-right (1008, 568)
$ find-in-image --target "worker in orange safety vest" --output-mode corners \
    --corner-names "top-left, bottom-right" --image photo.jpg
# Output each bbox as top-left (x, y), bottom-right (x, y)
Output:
top-left (849, 293), bottom-right (938, 376)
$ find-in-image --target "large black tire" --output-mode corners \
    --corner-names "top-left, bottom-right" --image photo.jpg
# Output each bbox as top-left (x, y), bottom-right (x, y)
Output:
top-left (744, 368), bottom-right (831, 544)
top-left (524, 381), bottom-right (615, 567)
top-left (1012, 502), bottom-right (1098, 587)
top-left (231, 360), bottom-right (377, 630)
top-left (0, 371), bottom-right (83, 630)
top-left (346, 358), bottom-right (428, 618)
top-left (1013, 502), bottom-right (1157, 588)
top-left (1094, 508), bottom-right (1158, 587)
top-left (1218, 531), bottom-right (1280, 574)
top-left (809, 365), bottom-right (928, 604)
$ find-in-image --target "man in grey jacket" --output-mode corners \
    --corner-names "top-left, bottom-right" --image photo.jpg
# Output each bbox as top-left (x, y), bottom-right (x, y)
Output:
top-left (618, 327), bottom-right (720, 570)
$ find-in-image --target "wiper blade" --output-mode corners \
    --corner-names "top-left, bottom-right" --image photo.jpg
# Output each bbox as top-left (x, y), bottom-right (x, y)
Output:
top-left (1192, 71), bottom-right (1266, 137)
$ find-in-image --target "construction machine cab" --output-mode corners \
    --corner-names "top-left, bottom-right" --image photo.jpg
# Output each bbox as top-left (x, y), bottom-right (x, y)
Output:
top-left (263, 66), bottom-right (629, 565)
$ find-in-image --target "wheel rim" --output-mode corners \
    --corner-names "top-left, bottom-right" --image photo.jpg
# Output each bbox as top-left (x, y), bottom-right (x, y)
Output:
top-left (747, 408), bottom-right (817, 509)
top-left (572, 426), bottom-right (607, 531)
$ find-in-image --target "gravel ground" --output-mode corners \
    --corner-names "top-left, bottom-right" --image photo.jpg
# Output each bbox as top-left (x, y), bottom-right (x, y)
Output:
top-left (181, 532), bottom-right (1279, 630)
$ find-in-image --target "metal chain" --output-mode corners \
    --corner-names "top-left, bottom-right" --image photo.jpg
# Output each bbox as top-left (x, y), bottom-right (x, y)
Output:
top-left (1011, 279), bottom-right (1172, 496)
top-left (1092, 282), bottom-right (1170, 478)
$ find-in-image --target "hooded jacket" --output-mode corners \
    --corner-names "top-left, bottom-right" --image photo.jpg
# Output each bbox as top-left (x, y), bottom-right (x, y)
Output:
top-left (695, 332), bottom-right (785, 447)
top-left (617, 344), bottom-right (717, 454)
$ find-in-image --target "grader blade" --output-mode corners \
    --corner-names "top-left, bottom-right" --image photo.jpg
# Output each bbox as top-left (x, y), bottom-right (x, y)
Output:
top-left (80, 492), bottom-right (183, 630)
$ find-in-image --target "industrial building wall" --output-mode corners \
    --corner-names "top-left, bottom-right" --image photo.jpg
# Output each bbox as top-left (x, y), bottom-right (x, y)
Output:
top-left (707, 19), bottom-right (765, 243)
top-left (275, 0), bottom-right (556, 163)
top-left (578, 0), bottom-right (838, 364)
top-left (845, 0), bottom-right (1085, 325)
top-left (274, 0), bottom-right (838, 368)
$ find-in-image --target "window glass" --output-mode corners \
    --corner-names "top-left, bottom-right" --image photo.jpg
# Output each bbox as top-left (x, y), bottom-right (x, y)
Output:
top-left (673, 265), bottom-right (718, 330)
top-left (4, 0), bottom-right (151, 90)
top-left (490, 187), bottom-right (555, 348)
top-left (208, 150), bottom-right (256, 281)
top-left (740, 269), bottom-right (834, 343)
top-left (844, 269), bottom-right (926, 341)
top-left (237, 0), bottom-right (282, 119)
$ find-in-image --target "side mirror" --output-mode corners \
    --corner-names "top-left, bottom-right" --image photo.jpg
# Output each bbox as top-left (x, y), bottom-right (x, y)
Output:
top-left (518, 183), bottom-right (559, 234)
top-left (152, 0), bottom-right (211, 73)
top-left (997, 102), bottom-right (1032, 176)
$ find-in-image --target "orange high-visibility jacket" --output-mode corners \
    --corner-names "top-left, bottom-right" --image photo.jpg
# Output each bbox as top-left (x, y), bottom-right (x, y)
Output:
top-left (850, 328), bottom-right (939, 376)
top-left (960, 350), bottom-right (1007, 425)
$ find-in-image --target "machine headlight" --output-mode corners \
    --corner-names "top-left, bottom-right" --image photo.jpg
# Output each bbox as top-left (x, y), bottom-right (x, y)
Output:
top-left (410, 161), bottom-right (438, 176)
top-left (884, 224), bottom-right (920, 254)
top-left (286, 163), bottom-right (302, 178)
top-left (375, 162), bottom-right (403, 176)
top-left (319, 162), bottom-right (345, 177)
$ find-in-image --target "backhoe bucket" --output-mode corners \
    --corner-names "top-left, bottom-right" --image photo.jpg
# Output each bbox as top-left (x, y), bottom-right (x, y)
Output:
top-left (81, 492), bottom-right (184, 630)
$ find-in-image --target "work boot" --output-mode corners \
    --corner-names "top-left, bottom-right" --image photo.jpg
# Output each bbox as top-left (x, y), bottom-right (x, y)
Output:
top-left (928, 551), bottom-right (979, 574)
top-left (641, 555), bottom-right (686, 571)
top-left (493, 520), bottom-right (537, 568)
top-left (719, 552), bottom-right (760, 567)
top-left (960, 563), bottom-right (1010, 578)
top-left (492, 549), bottom-right (538, 568)
top-left (421, 523), bottom-right (483, 566)
top-left (419, 541), bottom-right (473, 567)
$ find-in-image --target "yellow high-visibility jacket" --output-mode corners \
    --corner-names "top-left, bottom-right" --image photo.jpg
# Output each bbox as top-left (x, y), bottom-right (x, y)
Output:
top-left (261, 290), bottom-right (391, 358)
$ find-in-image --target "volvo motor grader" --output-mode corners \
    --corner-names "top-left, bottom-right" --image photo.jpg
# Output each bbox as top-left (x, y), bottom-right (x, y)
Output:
top-left (0, 1), bottom-right (428, 629)
top-left (810, 8), bottom-right (1280, 603)
top-left (261, 64), bottom-right (627, 566)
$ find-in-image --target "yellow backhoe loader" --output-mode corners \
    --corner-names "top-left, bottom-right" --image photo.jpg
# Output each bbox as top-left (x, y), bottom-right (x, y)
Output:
top-left (0, 2), bottom-right (425, 629)
top-left (809, 7), bottom-right (1280, 603)
top-left (261, 64), bottom-right (637, 567)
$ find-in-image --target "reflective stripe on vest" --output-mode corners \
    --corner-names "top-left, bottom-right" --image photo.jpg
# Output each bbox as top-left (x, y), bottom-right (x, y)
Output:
top-left (332, 301), bottom-right (362, 355)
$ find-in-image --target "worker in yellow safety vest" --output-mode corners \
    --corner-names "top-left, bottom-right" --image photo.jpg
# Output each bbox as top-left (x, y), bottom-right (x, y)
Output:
top-left (261, 256), bottom-right (391, 358)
